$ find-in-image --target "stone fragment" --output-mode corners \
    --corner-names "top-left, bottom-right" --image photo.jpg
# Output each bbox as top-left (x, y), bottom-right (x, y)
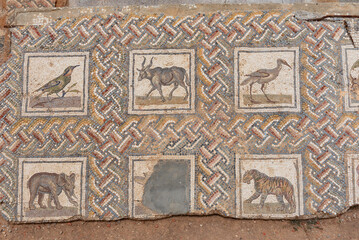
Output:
top-left (6, 0), bottom-right (56, 11)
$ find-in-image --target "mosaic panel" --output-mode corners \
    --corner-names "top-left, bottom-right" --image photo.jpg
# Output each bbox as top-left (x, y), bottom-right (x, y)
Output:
top-left (0, 5), bottom-right (357, 221)
top-left (129, 155), bottom-right (195, 218)
top-left (128, 49), bottom-right (196, 114)
top-left (21, 51), bottom-right (89, 117)
top-left (17, 157), bottom-right (87, 221)
top-left (234, 47), bottom-right (300, 113)
top-left (236, 154), bottom-right (303, 218)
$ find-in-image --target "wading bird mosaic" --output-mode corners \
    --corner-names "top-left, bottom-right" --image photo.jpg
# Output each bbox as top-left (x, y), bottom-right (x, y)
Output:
top-left (240, 58), bottom-right (292, 104)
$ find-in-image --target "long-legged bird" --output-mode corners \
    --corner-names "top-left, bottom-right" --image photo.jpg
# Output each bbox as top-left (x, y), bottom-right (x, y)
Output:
top-left (240, 59), bottom-right (291, 103)
top-left (34, 65), bottom-right (79, 101)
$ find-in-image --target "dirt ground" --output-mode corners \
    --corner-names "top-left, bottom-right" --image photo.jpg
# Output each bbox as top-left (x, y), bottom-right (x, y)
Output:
top-left (0, 207), bottom-right (359, 240)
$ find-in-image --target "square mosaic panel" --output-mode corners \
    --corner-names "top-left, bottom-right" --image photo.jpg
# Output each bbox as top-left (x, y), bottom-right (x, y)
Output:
top-left (0, 4), bottom-right (358, 222)
top-left (128, 49), bottom-right (196, 114)
top-left (236, 154), bottom-right (303, 218)
top-left (129, 155), bottom-right (195, 218)
top-left (234, 47), bottom-right (300, 113)
top-left (22, 51), bottom-right (89, 117)
top-left (17, 157), bottom-right (87, 221)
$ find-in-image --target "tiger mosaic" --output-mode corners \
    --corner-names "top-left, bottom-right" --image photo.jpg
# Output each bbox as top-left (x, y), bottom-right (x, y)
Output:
top-left (242, 169), bottom-right (295, 213)
top-left (236, 154), bottom-right (302, 218)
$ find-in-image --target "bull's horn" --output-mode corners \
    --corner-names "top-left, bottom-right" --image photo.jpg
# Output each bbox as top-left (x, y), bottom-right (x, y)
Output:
top-left (141, 57), bottom-right (146, 68)
top-left (148, 57), bottom-right (154, 68)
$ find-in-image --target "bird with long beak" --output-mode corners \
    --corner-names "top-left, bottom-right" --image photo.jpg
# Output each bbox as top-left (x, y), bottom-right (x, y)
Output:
top-left (240, 59), bottom-right (292, 104)
top-left (34, 65), bottom-right (80, 101)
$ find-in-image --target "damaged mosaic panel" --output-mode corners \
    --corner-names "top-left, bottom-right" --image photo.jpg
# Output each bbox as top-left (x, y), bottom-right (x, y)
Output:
top-left (0, 4), bottom-right (358, 222)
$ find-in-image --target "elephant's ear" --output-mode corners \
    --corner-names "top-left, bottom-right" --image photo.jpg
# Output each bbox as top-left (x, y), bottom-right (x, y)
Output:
top-left (57, 173), bottom-right (66, 186)
top-left (69, 173), bottom-right (76, 183)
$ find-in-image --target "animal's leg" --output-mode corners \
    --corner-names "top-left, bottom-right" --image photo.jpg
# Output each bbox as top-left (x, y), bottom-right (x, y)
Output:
top-left (46, 93), bottom-right (50, 102)
top-left (28, 185), bottom-right (37, 210)
top-left (145, 86), bottom-right (156, 99)
top-left (178, 81), bottom-right (189, 100)
top-left (259, 193), bottom-right (268, 208)
top-left (284, 194), bottom-right (296, 213)
top-left (47, 194), bottom-right (54, 209)
top-left (49, 187), bottom-right (62, 210)
top-left (157, 86), bottom-right (166, 102)
top-left (249, 83), bottom-right (259, 104)
top-left (261, 84), bottom-right (275, 103)
top-left (152, 77), bottom-right (166, 102)
top-left (38, 192), bottom-right (46, 209)
top-left (244, 191), bottom-right (261, 203)
top-left (276, 195), bottom-right (286, 211)
top-left (168, 83), bottom-right (178, 101)
top-left (249, 83), bottom-right (254, 102)
top-left (353, 83), bottom-right (359, 92)
top-left (56, 92), bottom-right (61, 98)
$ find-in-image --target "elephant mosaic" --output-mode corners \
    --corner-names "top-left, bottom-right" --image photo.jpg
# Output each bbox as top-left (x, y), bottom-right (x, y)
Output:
top-left (27, 172), bottom-right (78, 210)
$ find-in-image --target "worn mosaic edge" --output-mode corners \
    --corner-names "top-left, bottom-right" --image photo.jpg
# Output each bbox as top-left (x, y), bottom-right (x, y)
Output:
top-left (8, 3), bottom-right (359, 26)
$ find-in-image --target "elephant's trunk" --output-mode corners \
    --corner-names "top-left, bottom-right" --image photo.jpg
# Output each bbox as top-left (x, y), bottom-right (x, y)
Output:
top-left (72, 194), bottom-right (78, 200)
top-left (64, 189), bottom-right (78, 207)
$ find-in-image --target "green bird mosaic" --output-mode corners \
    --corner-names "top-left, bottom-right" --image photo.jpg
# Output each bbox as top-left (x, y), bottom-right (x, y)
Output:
top-left (34, 65), bottom-right (80, 101)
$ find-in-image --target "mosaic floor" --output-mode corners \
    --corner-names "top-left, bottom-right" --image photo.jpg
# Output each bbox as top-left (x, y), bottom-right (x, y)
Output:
top-left (1, 3), bottom-right (359, 222)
